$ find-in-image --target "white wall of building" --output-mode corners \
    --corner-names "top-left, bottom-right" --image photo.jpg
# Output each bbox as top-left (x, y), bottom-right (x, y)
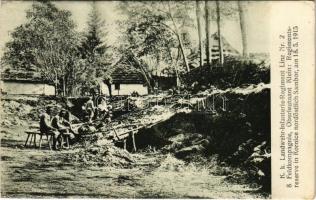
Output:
top-left (1, 81), bottom-right (55, 95)
top-left (113, 84), bottom-right (148, 96)
top-left (99, 82), bottom-right (148, 96)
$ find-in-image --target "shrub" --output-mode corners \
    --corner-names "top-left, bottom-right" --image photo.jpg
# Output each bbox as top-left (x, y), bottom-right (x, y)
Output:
top-left (183, 58), bottom-right (270, 93)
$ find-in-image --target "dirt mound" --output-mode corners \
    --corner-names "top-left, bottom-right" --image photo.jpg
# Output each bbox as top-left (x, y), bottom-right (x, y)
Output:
top-left (1, 97), bottom-right (55, 122)
top-left (157, 154), bottom-right (186, 171)
top-left (132, 86), bottom-right (270, 192)
top-left (1, 96), bottom-right (80, 129)
top-left (1, 100), bottom-right (34, 127)
top-left (68, 142), bottom-right (135, 167)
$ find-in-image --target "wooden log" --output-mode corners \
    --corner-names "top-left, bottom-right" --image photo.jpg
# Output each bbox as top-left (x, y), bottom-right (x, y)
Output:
top-left (66, 136), bottom-right (70, 148)
top-left (131, 131), bottom-right (137, 152)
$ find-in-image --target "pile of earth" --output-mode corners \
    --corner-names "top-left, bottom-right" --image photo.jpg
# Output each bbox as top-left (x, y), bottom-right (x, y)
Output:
top-left (95, 105), bottom-right (189, 143)
top-left (0, 96), bottom-right (54, 128)
top-left (133, 85), bottom-right (271, 192)
top-left (1, 96), bottom-right (80, 129)
top-left (1, 100), bottom-right (32, 127)
top-left (65, 141), bottom-right (135, 167)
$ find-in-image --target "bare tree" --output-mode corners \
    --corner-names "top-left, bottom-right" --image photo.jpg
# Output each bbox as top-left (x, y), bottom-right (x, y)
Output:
top-left (196, 0), bottom-right (204, 68)
top-left (238, 1), bottom-right (248, 57)
top-left (166, 1), bottom-right (190, 72)
top-left (119, 1), bottom-right (193, 73)
top-left (204, 0), bottom-right (211, 66)
top-left (216, 0), bottom-right (224, 65)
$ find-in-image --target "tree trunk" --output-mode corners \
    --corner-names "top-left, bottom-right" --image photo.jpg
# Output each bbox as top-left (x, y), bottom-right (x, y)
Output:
top-left (71, 69), bottom-right (76, 97)
top-left (196, 0), bottom-right (203, 68)
top-left (54, 69), bottom-right (58, 96)
top-left (216, 0), bottom-right (224, 65)
top-left (175, 67), bottom-right (181, 88)
top-left (176, 33), bottom-right (190, 73)
top-left (130, 52), bottom-right (153, 93)
top-left (204, 0), bottom-right (212, 66)
top-left (238, 1), bottom-right (248, 58)
top-left (106, 83), bottom-right (112, 98)
top-left (168, 45), bottom-right (181, 88)
top-left (55, 80), bottom-right (58, 96)
top-left (175, 46), bottom-right (181, 88)
top-left (167, 2), bottom-right (190, 73)
top-left (62, 76), bottom-right (66, 96)
top-left (139, 67), bottom-right (153, 93)
top-left (103, 77), bottom-right (113, 97)
top-left (155, 52), bottom-right (160, 76)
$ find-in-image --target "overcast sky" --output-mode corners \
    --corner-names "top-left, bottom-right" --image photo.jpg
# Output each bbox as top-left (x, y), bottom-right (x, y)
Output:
top-left (0, 1), bottom-right (271, 58)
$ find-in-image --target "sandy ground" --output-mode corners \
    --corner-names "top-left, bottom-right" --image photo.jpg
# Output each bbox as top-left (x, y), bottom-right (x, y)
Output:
top-left (1, 121), bottom-right (265, 198)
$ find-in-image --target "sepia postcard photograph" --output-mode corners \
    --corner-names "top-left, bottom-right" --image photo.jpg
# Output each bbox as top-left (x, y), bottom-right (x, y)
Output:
top-left (0, 0), bottom-right (314, 199)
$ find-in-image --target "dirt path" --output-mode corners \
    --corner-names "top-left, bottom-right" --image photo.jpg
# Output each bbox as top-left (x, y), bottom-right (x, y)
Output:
top-left (1, 125), bottom-right (264, 198)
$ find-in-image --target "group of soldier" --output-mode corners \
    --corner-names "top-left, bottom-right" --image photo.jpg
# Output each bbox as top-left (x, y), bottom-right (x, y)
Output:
top-left (40, 96), bottom-right (111, 150)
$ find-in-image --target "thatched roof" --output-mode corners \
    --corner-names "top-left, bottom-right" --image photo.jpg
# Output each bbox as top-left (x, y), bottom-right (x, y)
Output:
top-left (1, 70), bottom-right (52, 84)
top-left (187, 33), bottom-right (241, 68)
top-left (111, 66), bottom-right (145, 84)
top-left (210, 33), bottom-right (240, 55)
top-left (109, 57), bottom-right (146, 84)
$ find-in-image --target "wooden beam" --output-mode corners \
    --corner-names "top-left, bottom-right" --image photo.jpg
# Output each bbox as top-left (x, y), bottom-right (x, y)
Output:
top-left (123, 139), bottom-right (127, 150)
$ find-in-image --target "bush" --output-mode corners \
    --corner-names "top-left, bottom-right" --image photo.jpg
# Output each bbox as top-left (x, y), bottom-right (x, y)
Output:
top-left (183, 58), bottom-right (270, 93)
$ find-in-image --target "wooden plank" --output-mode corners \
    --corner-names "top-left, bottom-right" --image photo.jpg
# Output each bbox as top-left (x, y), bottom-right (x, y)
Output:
top-left (112, 123), bottom-right (141, 130)
top-left (116, 128), bottom-right (141, 136)
top-left (123, 139), bottom-right (127, 150)
top-left (115, 133), bottom-right (130, 140)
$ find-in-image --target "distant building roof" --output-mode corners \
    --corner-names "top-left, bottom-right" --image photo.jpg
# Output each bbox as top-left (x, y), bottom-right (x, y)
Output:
top-left (188, 33), bottom-right (241, 68)
top-left (210, 33), bottom-right (240, 56)
top-left (1, 70), bottom-right (52, 84)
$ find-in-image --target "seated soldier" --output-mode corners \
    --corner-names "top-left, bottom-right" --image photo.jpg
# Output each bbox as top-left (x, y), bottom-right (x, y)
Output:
top-left (40, 107), bottom-right (59, 150)
top-left (51, 110), bottom-right (72, 147)
top-left (59, 110), bottom-right (77, 139)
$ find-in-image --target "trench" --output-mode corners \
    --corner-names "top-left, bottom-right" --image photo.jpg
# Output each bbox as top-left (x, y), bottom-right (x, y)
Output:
top-left (118, 88), bottom-right (271, 192)
top-left (1, 89), bottom-right (270, 198)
